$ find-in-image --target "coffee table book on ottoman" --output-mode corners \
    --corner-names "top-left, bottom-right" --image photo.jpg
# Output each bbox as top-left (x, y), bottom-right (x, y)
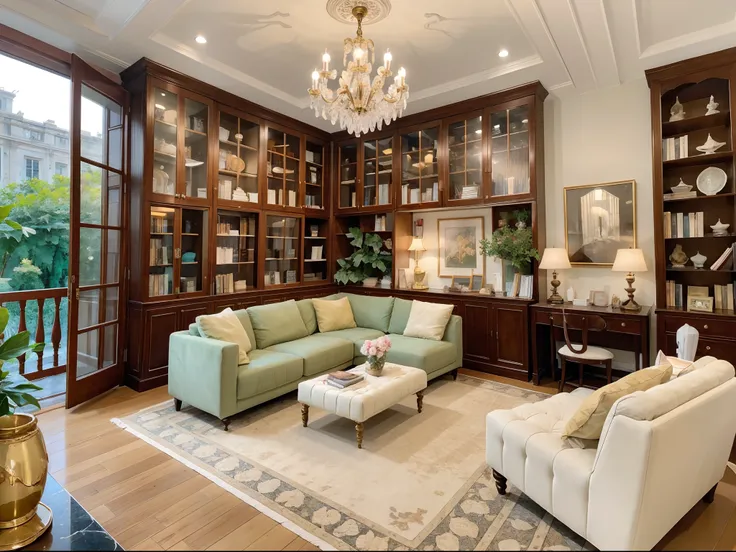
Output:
top-left (297, 363), bottom-right (428, 448)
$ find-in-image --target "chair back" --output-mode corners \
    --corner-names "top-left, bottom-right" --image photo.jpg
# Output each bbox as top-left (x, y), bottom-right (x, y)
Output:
top-left (548, 309), bottom-right (607, 355)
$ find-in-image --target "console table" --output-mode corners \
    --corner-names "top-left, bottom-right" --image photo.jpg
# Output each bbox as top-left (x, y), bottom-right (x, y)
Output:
top-left (531, 302), bottom-right (651, 386)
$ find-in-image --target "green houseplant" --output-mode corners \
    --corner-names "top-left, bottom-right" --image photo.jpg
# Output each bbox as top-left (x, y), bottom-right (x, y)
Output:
top-left (479, 225), bottom-right (540, 274)
top-left (335, 227), bottom-right (393, 285)
top-left (0, 305), bottom-right (44, 415)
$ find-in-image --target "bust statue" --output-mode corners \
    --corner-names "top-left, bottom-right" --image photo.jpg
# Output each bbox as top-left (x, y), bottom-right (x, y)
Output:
top-left (669, 244), bottom-right (689, 267)
top-left (669, 96), bottom-right (685, 122)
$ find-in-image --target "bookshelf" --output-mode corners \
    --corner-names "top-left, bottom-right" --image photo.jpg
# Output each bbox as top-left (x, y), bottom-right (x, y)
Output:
top-left (214, 211), bottom-right (257, 294)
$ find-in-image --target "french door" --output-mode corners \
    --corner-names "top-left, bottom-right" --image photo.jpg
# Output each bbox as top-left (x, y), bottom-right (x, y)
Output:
top-left (66, 55), bottom-right (128, 407)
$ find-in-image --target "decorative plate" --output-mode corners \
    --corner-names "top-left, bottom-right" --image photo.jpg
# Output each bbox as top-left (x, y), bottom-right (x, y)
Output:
top-left (696, 166), bottom-right (727, 196)
top-left (226, 154), bottom-right (246, 173)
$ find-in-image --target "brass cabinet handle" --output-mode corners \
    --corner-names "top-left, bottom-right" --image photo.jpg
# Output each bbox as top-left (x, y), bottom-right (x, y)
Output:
top-left (704, 324), bottom-right (709, 330)
top-left (621, 322), bottom-right (626, 327)
top-left (706, 345), bottom-right (711, 351)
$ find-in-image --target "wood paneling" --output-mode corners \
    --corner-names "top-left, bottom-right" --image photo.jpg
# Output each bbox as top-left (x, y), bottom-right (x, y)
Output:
top-left (463, 303), bottom-right (494, 364)
top-left (494, 305), bottom-right (527, 372)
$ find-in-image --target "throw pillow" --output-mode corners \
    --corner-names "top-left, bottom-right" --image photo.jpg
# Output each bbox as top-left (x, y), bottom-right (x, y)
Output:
top-left (562, 364), bottom-right (673, 440)
top-left (403, 300), bottom-right (454, 341)
top-left (654, 349), bottom-right (693, 378)
top-left (196, 307), bottom-right (252, 364)
top-left (247, 300), bottom-right (309, 349)
top-left (312, 297), bottom-right (357, 332)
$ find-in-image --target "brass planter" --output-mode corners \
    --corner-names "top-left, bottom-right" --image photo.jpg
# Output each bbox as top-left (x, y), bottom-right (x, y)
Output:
top-left (0, 413), bottom-right (50, 550)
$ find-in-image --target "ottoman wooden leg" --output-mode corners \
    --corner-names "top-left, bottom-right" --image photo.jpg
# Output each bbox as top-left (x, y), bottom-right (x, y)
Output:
top-left (703, 483), bottom-right (717, 504)
top-left (416, 390), bottom-right (424, 413)
top-left (301, 404), bottom-right (309, 427)
top-left (492, 469), bottom-right (507, 496)
top-left (355, 422), bottom-right (364, 449)
top-left (222, 417), bottom-right (231, 432)
top-left (174, 398), bottom-right (182, 411)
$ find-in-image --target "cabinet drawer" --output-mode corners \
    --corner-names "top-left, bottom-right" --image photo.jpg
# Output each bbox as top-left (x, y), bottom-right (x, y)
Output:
top-left (665, 333), bottom-right (736, 365)
top-left (663, 316), bottom-right (736, 339)
top-left (604, 316), bottom-right (641, 335)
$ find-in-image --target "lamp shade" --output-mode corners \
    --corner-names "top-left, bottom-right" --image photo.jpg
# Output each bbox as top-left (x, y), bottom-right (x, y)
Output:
top-left (539, 248), bottom-right (571, 270)
top-left (612, 248), bottom-right (647, 272)
top-left (408, 237), bottom-right (426, 252)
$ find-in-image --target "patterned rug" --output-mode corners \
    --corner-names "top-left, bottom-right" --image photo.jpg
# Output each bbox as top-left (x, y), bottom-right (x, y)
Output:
top-left (113, 375), bottom-right (591, 551)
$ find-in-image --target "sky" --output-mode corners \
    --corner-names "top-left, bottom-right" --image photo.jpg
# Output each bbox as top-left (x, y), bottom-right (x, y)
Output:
top-left (0, 53), bottom-right (103, 135)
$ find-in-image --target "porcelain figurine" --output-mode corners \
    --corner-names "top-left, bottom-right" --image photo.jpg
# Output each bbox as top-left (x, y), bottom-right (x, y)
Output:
top-left (696, 133), bottom-right (727, 154)
top-left (611, 294), bottom-right (621, 308)
top-left (710, 218), bottom-right (730, 236)
top-left (669, 244), bottom-right (689, 267)
top-left (669, 96), bottom-right (685, 122)
top-left (705, 95), bottom-right (720, 116)
top-left (691, 251), bottom-right (707, 269)
top-left (671, 179), bottom-right (693, 194)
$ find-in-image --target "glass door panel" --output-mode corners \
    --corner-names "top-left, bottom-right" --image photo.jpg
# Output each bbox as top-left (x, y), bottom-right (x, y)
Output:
top-left (491, 105), bottom-right (530, 197)
top-left (265, 215), bottom-right (300, 286)
top-left (215, 211), bottom-right (257, 294)
top-left (152, 87), bottom-right (177, 197)
top-left (218, 113), bottom-right (259, 204)
top-left (338, 143), bottom-right (358, 209)
top-left (184, 98), bottom-right (208, 199)
top-left (447, 116), bottom-right (483, 201)
top-left (362, 137), bottom-right (393, 207)
top-left (266, 128), bottom-right (300, 208)
top-left (180, 209), bottom-right (206, 293)
top-left (305, 140), bottom-right (324, 210)
top-left (304, 218), bottom-right (328, 282)
top-left (149, 206), bottom-right (175, 297)
top-left (401, 126), bottom-right (439, 206)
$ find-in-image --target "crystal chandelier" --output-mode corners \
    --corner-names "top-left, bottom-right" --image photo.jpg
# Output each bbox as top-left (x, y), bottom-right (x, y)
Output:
top-left (308, 5), bottom-right (408, 137)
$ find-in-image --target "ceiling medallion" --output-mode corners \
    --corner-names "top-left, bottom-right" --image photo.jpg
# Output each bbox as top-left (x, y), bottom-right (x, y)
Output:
top-left (309, 4), bottom-right (408, 137)
top-left (326, 0), bottom-right (391, 25)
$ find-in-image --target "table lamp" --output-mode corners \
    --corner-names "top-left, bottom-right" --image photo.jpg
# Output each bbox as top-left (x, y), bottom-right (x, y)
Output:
top-left (612, 248), bottom-right (647, 312)
top-left (539, 248), bottom-right (571, 304)
top-left (408, 237), bottom-right (428, 290)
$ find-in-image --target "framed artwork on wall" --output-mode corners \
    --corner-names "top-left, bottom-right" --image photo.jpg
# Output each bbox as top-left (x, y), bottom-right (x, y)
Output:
top-left (564, 180), bottom-right (637, 266)
top-left (437, 216), bottom-right (485, 279)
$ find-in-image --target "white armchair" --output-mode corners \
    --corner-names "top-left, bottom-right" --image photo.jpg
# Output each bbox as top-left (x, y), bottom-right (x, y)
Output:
top-left (486, 357), bottom-right (736, 550)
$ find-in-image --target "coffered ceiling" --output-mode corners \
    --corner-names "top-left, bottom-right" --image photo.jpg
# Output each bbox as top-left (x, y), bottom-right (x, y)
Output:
top-left (2, 0), bottom-right (736, 131)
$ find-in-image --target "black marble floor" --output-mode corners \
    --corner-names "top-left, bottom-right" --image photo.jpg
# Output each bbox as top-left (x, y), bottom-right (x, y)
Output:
top-left (24, 475), bottom-right (122, 551)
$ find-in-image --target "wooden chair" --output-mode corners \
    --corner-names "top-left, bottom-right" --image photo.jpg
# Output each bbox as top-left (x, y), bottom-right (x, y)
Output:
top-left (550, 310), bottom-right (613, 392)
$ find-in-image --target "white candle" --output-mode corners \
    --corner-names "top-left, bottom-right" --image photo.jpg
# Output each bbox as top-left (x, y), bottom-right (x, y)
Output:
top-left (383, 49), bottom-right (392, 71)
top-left (398, 67), bottom-right (406, 86)
top-left (353, 47), bottom-right (364, 64)
top-left (322, 51), bottom-right (330, 72)
top-left (311, 70), bottom-right (319, 89)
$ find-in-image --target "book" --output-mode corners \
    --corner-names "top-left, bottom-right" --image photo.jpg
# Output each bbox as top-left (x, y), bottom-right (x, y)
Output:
top-left (711, 246), bottom-right (733, 270)
top-left (329, 371), bottom-right (361, 381)
top-left (326, 375), bottom-right (364, 388)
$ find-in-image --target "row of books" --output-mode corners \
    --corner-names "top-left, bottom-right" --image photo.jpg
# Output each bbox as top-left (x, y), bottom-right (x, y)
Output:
top-left (663, 211), bottom-right (705, 238)
top-left (266, 189), bottom-right (298, 207)
top-left (662, 135), bottom-right (689, 161)
top-left (150, 217), bottom-right (171, 234)
top-left (714, 284), bottom-right (735, 310)
top-left (149, 239), bottom-right (171, 266)
top-left (326, 371), bottom-right (364, 389)
top-left (377, 183), bottom-right (391, 205)
top-left (216, 247), bottom-right (236, 264)
top-left (149, 273), bottom-right (173, 297)
top-left (374, 215), bottom-right (388, 231)
top-left (665, 281), bottom-right (684, 308)
top-left (215, 273), bottom-right (246, 294)
top-left (310, 245), bottom-right (324, 260)
top-left (401, 184), bottom-right (439, 204)
top-left (666, 282), bottom-right (736, 311)
top-left (304, 194), bottom-right (321, 207)
top-left (710, 245), bottom-right (734, 270)
top-left (507, 274), bottom-right (534, 299)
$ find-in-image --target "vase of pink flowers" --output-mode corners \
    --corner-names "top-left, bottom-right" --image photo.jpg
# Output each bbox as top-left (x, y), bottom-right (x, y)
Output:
top-left (360, 336), bottom-right (391, 376)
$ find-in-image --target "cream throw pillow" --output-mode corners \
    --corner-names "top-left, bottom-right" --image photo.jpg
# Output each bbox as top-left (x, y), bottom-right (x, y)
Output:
top-left (197, 308), bottom-right (251, 364)
top-left (403, 300), bottom-right (454, 341)
top-left (562, 364), bottom-right (673, 440)
top-left (312, 297), bottom-right (356, 332)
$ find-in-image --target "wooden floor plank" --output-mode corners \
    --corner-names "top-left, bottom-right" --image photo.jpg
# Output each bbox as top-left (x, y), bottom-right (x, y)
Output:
top-left (245, 524), bottom-right (301, 551)
top-left (180, 502), bottom-right (260, 550)
top-left (207, 513), bottom-right (278, 551)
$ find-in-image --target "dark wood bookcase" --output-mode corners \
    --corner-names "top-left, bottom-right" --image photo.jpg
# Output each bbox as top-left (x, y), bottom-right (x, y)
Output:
top-left (647, 48), bottom-right (736, 365)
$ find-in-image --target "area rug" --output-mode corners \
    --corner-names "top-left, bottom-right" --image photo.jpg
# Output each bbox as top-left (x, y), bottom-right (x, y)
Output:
top-left (113, 375), bottom-right (590, 551)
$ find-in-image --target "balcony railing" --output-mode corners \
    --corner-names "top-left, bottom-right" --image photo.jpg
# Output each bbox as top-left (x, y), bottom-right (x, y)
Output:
top-left (0, 288), bottom-right (68, 381)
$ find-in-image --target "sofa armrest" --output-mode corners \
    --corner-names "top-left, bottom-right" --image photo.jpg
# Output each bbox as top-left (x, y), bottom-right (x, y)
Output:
top-left (443, 315), bottom-right (463, 363)
top-left (168, 331), bottom-right (239, 419)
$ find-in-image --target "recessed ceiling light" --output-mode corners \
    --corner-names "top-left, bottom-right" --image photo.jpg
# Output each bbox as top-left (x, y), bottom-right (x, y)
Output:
top-left (498, 48), bottom-right (509, 58)
top-left (195, 35), bottom-right (207, 44)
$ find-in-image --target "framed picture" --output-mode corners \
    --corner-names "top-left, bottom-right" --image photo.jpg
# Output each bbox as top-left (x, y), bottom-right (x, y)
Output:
top-left (451, 276), bottom-right (471, 289)
top-left (687, 296), bottom-right (714, 313)
top-left (564, 180), bottom-right (637, 266)
top-left (437, 216), bottom-right (485, 279)
top-left (470, 274), bottom-right (484, 291)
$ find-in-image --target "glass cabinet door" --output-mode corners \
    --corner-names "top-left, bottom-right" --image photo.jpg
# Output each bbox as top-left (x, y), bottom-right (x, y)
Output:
top-left (149, 206), bottom-right (175, 297)
top-left (490, 105), bottom-right (530, 197)
top-left (363, 136), bottom-right (393, 207)
top-left (152, 87), bottom-right (177, 198)
top-left (304, 140), bottom-right (324, 210)
top-left (179, 209), bottom-right (206, 294)
top-left (218, 113), bottom-right (259, 205)
top-left (183, 99), bottom-right (208, 200)
top-left (215, 211), bottom-right (257, 294)
top-left (401, 126), bottom-right (439, 206)
top-left (267, 129), bottom-right (301, 208)
top-left (338, 142), bottom-right (358, 209)
top-left (265, 215), bottom-right (300, 286)
top-left (447, 115), bottom-right (483, 202)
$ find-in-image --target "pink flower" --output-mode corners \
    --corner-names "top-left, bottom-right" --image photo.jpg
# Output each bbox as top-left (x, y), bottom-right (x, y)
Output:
top-left (376, 350), bottom-right (384, 358)
top-left (368, 346), bottom-right (377, 356)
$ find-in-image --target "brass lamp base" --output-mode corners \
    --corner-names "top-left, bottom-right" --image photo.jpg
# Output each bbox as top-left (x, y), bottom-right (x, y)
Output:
top-left (619, 271), bottom-right (642, 312)
top-left (547, 270), bottom-right (564, 304)
top-left (412, 266), bottom-right (428, 290)
top-left (0, 503), bottom-right (52, 551)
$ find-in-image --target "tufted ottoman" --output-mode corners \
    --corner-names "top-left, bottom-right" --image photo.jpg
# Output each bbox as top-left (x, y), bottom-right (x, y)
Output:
top-left (298, 363), bottom-right (427, 448)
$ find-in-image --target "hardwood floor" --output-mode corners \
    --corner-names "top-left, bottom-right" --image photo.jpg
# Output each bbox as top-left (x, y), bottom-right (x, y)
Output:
top-left (37, 373), bottom-right (736, 551)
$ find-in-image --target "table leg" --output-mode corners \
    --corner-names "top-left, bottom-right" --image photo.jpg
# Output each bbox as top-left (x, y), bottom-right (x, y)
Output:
top-left (355, 422), bottom-right (364, 449)
top-left (301, 404), bottom-right (309, 427)
top-left (416, 390), bottom-right (424, 413)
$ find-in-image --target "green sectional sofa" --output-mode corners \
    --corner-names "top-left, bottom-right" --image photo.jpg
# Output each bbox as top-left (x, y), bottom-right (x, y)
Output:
top-left (168, 293), bottom-right (463, 429)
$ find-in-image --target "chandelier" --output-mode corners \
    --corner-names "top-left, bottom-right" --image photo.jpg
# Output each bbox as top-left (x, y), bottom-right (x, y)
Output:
top-left (308, 5), bottom-right (408, 137)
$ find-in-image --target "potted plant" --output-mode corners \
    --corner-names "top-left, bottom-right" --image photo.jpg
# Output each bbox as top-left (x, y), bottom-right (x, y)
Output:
top-left (335, 227), bottom-right (393, 286)
top-left (480, 225), bottom-right (540, 278)
top-left (512, 209), bottom-right (530, 229)
top-left (0, 304), bottom-right (49, 544)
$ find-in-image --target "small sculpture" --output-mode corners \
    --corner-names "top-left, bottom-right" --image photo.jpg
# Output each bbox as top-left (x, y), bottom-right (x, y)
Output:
top-left (696, 133), bottom-right (727, 154)
top-left (669, 96), bottom-right (685, 122)
top-left (691, 251), bottom-right (707, 269)
top-left (669, 244), bottom-right (689, 267)
top-left (566, 286), bottom-right (575, 302)
top-left (705, 95), bottom-right (720, 116)
top-left (710, 219), bottom-right (730, 236)
top-left (611, 294), bottom-right (621, 308)
top-left (671, 179), bottom-right (692, 194)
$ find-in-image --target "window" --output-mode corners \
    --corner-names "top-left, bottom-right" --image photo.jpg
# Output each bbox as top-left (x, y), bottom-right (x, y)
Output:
top-left (26, 129), bottom-right (42, 141)
top-left (25, 157), bottom-right (40, 179)
top-left (55, 162), bottom-right (67, 177)
top-left (54, 135), bottom-right (68, 147)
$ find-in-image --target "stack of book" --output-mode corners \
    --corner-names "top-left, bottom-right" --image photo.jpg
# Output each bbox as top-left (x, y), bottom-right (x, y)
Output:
top-left (662, 136), bottom-right (689, 161)
top-left (216, 246), bottom-right (234, 264)
top-left (663, 211), bottom-right (704, 237)
top-left (326, 371), bottom-right (364, 389)
top-left (374, 215), bottom-right (387, 231)
top-left (663, 190), bottom-right (697, 201)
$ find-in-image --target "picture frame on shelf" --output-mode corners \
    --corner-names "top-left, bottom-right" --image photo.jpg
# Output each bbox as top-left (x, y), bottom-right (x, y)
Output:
top-left (437, 216), bottom-right (485, 279)
top-left (687, 295), bottom-right (714, 313)
top-left (470, 274), bottom-right (484, 291)
top-left (564, 180), bottom-right (637, 266)
top-left (451, 276), bottom-right (471, 289)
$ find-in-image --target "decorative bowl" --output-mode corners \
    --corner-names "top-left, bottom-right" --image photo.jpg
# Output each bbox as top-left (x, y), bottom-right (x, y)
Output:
top-left (182, 252), bottom-right (196, 263)
top-left (696, 166), bottom-right (727, 196)
top-left (671, 179), bottom-right (692, 194)
top-left (695, 133), bottom-right (727, 154)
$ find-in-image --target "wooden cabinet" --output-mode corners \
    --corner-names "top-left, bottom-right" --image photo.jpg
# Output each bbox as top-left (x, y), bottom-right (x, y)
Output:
top-left (493, 304), bottom-right (528, 372)
top-left (463, 303), bottom-right (494, 365)
top-left (216, 107), bottom-right (262, 208)
top-left (398, 123), bottom-right (441, 209)
top-left (303, 136), bottom-right (328, 216)
top-left (334, 134), bottom-right (395, 213)
top-left (446, 111), bottom-right (486, 206)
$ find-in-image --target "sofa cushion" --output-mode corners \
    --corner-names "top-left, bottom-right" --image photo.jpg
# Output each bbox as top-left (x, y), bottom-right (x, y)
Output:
top-left (233, 309), bottom-right (257, 350)
top-left (237, 350), bottom-right (303, 400)
top-left (388, 298), bottom-right (412, 334)
top-left (346, 293), bottom-right (395, 332)
top-left (322, 327), bottom-right (385, 356)
top-left (313, 297), bottom-right (357, 332)
top-left (296, 299), bottom-right (317, 334)
top-left (267, 334), bottom-right (354, 376)
top-left (403, 300), bottom-right (454, 341)
top-left (247, 300), bottom-right (309, 349)
top-left (385, 334), bottom-right (456, 374)
top-left (196, 308), bottom-right (252, 364)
